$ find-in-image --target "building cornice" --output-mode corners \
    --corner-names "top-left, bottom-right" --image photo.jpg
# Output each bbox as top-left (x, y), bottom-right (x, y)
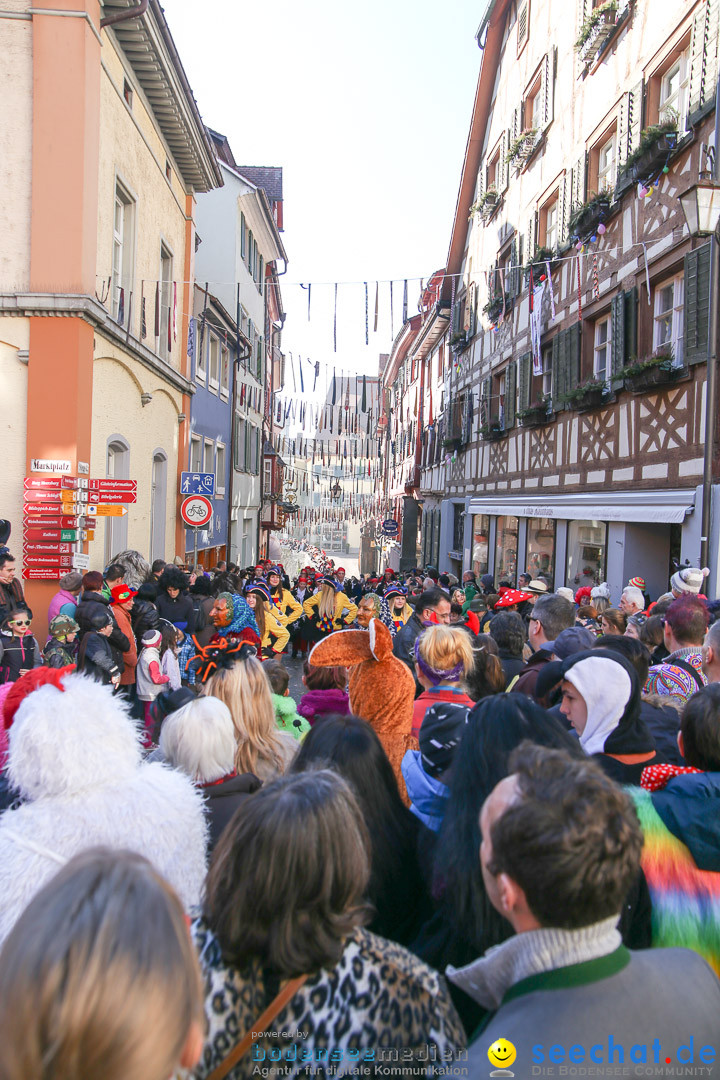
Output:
top-left (0, 292), bottom-right (193, 395)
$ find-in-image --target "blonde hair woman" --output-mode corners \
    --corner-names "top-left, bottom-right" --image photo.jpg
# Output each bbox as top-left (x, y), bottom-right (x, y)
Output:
top-left (0, 848), bottom-right (204, 1080)
top-left (302, 575), bottom-right (358, 642)
top-left (411, 625), bottom-right (476, 740)
top-left (203, 645), bottom-right (297, 781)
top-left (246, 581), bottom-right (290, 657)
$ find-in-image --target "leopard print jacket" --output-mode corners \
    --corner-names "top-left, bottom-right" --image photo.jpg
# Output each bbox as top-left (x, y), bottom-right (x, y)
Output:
top-left (190, 918), bottom-right (466, 1079)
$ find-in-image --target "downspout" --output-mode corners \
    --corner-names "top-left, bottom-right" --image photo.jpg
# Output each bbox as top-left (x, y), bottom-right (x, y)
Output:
top-left (100, 0), bottom-right (148, 29)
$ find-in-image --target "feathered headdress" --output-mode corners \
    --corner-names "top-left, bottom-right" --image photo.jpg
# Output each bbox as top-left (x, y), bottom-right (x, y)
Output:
top-left (187, 637), bottom-right (257, 684)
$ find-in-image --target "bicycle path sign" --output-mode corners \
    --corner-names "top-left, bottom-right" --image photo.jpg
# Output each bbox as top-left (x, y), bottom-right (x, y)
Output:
top-left (180, 472), bottom-right (215, 496)
top-left (181, 495), bottom-right (213, 528)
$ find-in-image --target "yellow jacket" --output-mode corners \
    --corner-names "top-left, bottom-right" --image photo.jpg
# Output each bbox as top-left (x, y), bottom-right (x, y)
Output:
top-left (302, 591), bottom-right (358, 630)
top-left (261, 605), bottom-right (290, 653)
top-left (270, 588), bottom-right (303, 627)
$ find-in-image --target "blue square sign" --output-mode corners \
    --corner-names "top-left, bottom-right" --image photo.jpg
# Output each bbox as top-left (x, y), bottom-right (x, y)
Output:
top-left (180, 471), bottom-right (215, 496)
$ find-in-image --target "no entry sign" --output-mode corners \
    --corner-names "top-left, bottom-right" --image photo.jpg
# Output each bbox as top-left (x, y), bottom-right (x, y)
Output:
top-left (180, 495), bottom-right (212, 528)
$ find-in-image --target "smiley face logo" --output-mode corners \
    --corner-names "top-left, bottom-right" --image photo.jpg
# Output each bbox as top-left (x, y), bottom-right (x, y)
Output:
top-left (488, 1039), bottom-right (517, 1074)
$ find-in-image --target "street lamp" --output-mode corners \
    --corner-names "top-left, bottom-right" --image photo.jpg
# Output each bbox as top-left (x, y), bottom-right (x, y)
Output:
top-left (330, 479), bottom-right (342, 502)
top-left (679, 175), bottom-right (720, 584)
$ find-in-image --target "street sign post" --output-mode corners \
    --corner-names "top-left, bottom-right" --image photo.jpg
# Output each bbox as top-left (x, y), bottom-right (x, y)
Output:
top-left (180, 495), bottom-right (213, 570)
top-left (180, 472), bottom-right (215, 496)
top-left (94, 505), bottom-right (128, 517)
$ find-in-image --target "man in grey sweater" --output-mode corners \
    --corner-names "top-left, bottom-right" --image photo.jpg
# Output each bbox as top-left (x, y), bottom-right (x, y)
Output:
top-left (451, 744), bottom-right (720, 1076)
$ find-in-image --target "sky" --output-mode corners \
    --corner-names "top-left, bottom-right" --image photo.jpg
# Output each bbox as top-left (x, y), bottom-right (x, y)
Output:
top-left (165, 0), bottom-right (482, 385)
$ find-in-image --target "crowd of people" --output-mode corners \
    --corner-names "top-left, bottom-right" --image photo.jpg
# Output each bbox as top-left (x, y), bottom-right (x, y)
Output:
top-left (0, 540), bottom-right (720, 1078)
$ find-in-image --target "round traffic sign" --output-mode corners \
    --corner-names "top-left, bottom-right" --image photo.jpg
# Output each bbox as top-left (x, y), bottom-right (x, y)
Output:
top-left (181, 495), bottom-right (212, 528)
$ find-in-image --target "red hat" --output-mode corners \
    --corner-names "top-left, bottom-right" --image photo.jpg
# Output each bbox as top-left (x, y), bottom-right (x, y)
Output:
top-left (298, 576), bottom-right (307, 583)
top-left (384, 568), bottom-right (394, 576)
top-left (337, 567), bottom-right (346, 573)
top-left (110, 584), bottom-right (133, 606)
top-left (494, 589), bottom-right (534, 609)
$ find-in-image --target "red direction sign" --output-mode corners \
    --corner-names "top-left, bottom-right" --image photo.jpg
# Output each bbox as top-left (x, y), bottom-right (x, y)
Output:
top-left (24, 490), bottom-right (66, 503)
top-left (88, 479), bottom-right (137, 493)
top-left (180, 495), bottom-right (213, 528)
top-left (24, 515), bottom-right (82, 530)
top-left (86, 490), bottom-right (137, 505)
top-left (24, 477), bottom-right (63, 491)
top-left (23, 542), bottom-right (73, 555)
top-left (24, 553), bottom-right (72, 568)
top-left (22, 568), bottom-right (64, 581)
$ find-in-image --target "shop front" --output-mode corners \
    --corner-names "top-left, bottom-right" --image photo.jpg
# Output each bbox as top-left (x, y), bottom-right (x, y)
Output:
top-left (466, 488), bottom-right (699, 604)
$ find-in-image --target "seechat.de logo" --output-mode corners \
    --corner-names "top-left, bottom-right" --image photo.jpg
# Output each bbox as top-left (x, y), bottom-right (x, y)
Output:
top-left (488, 1038), bottom-right (517, 1077)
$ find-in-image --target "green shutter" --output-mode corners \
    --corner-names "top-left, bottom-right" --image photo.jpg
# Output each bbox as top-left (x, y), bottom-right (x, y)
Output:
top-left (552, 331), bottom-right (565, 408)
top-left (501, 130), bottom-right (510, 192)
top-left (560, 172), bottom-right (571, 245)
top-left (505, 360), bottom-right (517, 428)
top-left (481, 376), bottom-right (491, 424)
top-left (610, 291), bottom-right (626, 379)
top-left (627, 80), bottom-right (645, 161)
top-left (685, 243), bottom-right (711, 365)
top-left (567, 321), bottom-right (581, 388)
top-left (518, 352), bottom-right (531, 411)
top-left (689, 0), bottom-right (720, 124)
top-left (508, 237), bottom-right (519, 297)
top-left (624, 287), bottom-right (638, 365)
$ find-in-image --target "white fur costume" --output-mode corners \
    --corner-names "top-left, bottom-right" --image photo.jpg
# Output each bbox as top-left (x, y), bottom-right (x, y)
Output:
top-left (0, 672), bottom-right (207, 945)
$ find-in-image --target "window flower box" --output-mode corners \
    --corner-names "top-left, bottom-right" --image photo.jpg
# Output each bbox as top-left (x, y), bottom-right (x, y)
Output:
top-left (619, 351), bottom-right (684, 392)
top-left (508, 130), bottom-right (539, 172)
top-left (614, 124), bottom-right (679, 197)
top-left (483, 294), bottom-right (513, 325)
top-left (577, 2), bottom-right (618, 65)
top-left (450, 330), bottom-right (468, 353)
top-left (480, 418), bottom-right (506, 440)
top-left (518, 400), bottom-right (553, 427)
top-left (569, 192), bottom-right (612, 240)
top-left (471, 186), bottom-right (501, 222)
top-left (524, 247), bottom-right (559, 283)
top-left (557, 379), bottom-right (609, 411)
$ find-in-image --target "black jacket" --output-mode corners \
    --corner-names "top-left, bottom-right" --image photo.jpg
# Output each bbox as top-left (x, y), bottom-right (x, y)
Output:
top-left (0, 633), bottom-right (42, 683)
top-left (155, 592), bottom-right (195, 633)
top-left (392, 612), bottom-right (426, 671)
top-left (640, 698), bottom-right (684, 766)
top-left (130, 599), bottom-right (159, 646)
top-left (203, 773), bottom-right (262, 851)
top-left (0, 580), bottom-right (25, 627)
top-left (75, 591), bottom-right (129, 673)
top-left (77, 631), bottom-right (120, 685)
top-left (497, 651), bottom-right (526, 689)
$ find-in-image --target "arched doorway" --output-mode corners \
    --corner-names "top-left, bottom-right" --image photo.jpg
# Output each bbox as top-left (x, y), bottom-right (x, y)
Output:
top-left (150, 449), bottom-right (168, 562)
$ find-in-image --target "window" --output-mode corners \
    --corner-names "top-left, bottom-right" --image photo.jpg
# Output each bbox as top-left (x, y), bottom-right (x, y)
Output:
top-left (263, 458), bottom-right (273, 497)
top-left (567, 520), bottom-right (607, 588)
top-left (256, 335), bottom-right (263, 380)
top-left (597, 134), bottom-right (616, 190)
top-left (123, 78), bottom-right (133, 107)
top-left (247, 230), bottom-right (254, 274)
top-left (486, 146), bottom-right (500, 192)
top-left (659, 51), bottom-right (689, 128)
top-left (593, 316), bottom-right (611, 382)
top-left (208, 334), bottom-right (220, 389)
top-left (253, 240), bottom-right (259, 285)
top-left (250, 427), bottom-right (259, 474)
top-left (258, 256), bottom-right (264, 295)
top-left (159, 244), bottom-right (173, 361)
top-left (203, 439), bottom-right (214, 476)
top-left (190, 435), bottom-right (202, 473)
top-left (112, 183), bottom-right (135, 325)
top-left (495, 515), bottom-right (519, 585)
top-left (215, 443), bottom-right (226, 496)
top-left (234, 416), bottom-right (246, 471)
top-left (240, 213), bottom-right (247, 259)
top-left (196, 321), bottom-right (206, 384)
top-left (105, 436), bottom-right (129, 563)
top-left (220, 343), bottom-right (230, 397)
top-left (525, 75), bottom-right (542, 131)
top-left (539, 195), bottom-right (559, 251)
top-left (150, 450), bottom-right (167, 561)
top-left (526, 518), bottom-right (555, 588)
top-left (517, 0), bottom-right (529, 53)
top-left (541, 344), bottom-right (553, 398)
top-left (653, 274), bottom-right (684, 363)
top-left (472, 515), bottom-right (490, 578)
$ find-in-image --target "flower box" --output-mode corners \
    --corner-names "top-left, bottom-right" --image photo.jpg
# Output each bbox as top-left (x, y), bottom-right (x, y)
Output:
top-left (508, 130), bottom-right (539, 172)
top-left (558, 381), bottom-right (609, 411)
top-left (615, 129), bottom-right (678, 197)
top-left (518, 403), bottom-right (553, 427)
top-left (525, 248), bottom-right (558, 283)
top-left (483, 294), bottom-right (513, 324)
top-left (480, 419), bottom-right (506, 440)
top-left (620, 353), bottom-right (684, 392)
top-left (569, 195), bottom-right (611, 239)
top-left (450, 331), bottom-right (468, 353)
top-left (578, 6), bottom-right (617, 64)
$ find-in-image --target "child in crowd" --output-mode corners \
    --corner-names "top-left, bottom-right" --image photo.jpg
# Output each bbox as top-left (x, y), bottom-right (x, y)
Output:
top-left (159, 620), bottom-right (182, 691)
top-left (43, 614), bottom-right (80, 669)
top-left (0, 606), bottom-right (43, 684)
top-left (77, 610), bottom-right (121, 688)
top-left (297, 660), bottom-right (350, 725)
top-left (264, 659), bottom-right (310, 740)
top-left (136, 629), bottom-right (170, 736)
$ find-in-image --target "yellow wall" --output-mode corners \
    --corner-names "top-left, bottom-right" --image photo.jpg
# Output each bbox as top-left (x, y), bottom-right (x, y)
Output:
top-left (0, 6), bottom-right (32, 292)
top-left (0, 322), bottom-right (29, 567)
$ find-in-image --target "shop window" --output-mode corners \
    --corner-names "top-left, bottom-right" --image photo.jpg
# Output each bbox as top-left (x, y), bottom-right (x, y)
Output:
top-left (472, 515), bottom-right (490, 578)
top-left (526, 518), bottom-right (555, 588)
top-left (495, 515), bottom-right (519, 585)
top-left (593, 315), bottom-right (611, 382)
top-left (567, 520), bottom-right (607, 588)
top-left (653, 274), bottom-right (684, 363)
top-left (452, 504), bottom-right (464, 553)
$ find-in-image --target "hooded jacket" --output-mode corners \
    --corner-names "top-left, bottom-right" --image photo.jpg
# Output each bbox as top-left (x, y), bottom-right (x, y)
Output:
top-left (0, 671), bottom-right (207, 944)
top-left (632, 772), bottom-right (720, 975)
top-left (401, 749), bottom-right (450, 832)
top-left (74, 591), bottom-right (129, 672)
top-left (561, 650), bottom-right (658, 785)
top-left (297, 687), bottom-right (350, 724)
top-left (272, 693), bottom-right (310, 740)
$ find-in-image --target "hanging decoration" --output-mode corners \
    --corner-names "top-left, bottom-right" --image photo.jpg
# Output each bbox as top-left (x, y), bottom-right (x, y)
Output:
top-left (592, 253), bottom-right (600, 301)
top-left (364, 281), bottom-right (369, 345)
top-left (333, 283), bottom-right (338, 352)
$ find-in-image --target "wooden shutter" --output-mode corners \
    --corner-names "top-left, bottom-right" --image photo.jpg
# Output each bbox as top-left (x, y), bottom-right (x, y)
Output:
top-left (624, 287), bottom-right (638, 365)
top-left (569, 157), bottom-right (586, 221)
top-left (567, 321), bottom-right (582, 388)
top-left (508, 237), bottom-right (520, 297)
top-left (560, 172), bottom-right (571, 244)
top-left (528, 211), bottom-right (539, 259)
top-left (500, 130), bottom-right (510, 192)
top-left (551, 331), bottom-right (566, 408)
top-left (518, 352), bottom-right (532, 412)
top-left (689, 0), bottom-right (720, 124)
top-left (452, 299), bottom-right (463, 335)
top-left (540, 50), bottom-right (555, 131)
top-left (475, 163), bottom-right (484, 210)
top-left (627, 81), bottom-right (644, 161)
top-left (684, 243), bottom-right (711, 365)
top-left (505, 360), bottom-right (517, 428)
top-left (480, 376), bottom-right (491, 424)
top-left (610, 291), bottom-right (626, 378)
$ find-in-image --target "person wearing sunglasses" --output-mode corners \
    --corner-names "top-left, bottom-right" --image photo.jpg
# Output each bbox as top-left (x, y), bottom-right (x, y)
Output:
top-left (0, 605), bottom-right (44, 684)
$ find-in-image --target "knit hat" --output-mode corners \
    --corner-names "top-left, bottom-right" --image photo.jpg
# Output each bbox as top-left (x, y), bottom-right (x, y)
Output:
top-left (494, 589), bottom-right (534, 609)
top-left (419, 701), bottom-right (470, 779)
top-left (59, 571), bottom-right (83, 592)
top-left (249, 581), bottom-right (271, 604)
top-left (591, 582), bottom-right (611, 601)
top-left (527, 579), bottom-right (548, 595)
top-left (628, 577), bottom-right (646, 591)
top-left (49, 614), bottom-right (79, 642)
top-left (142, 629), bottom-right (162, 648)
top-left (383, 584), bottom-right (407, 601)
top-left (556, 587), bottom-right (575, 603)
top-left (322, 576), bottom-right (339, 590)
top-left (110, 584), bottom-right (133, 606)
top-left (670, 566), bottom-right (710, 595)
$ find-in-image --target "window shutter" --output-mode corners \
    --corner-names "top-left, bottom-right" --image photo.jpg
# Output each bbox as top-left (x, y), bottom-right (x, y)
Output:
top-left (476, 163), bottom-right (484, 210)
top-left (624, 287), bottom-right (638, 364)
top-left (512, 105), bottom-right (520, 141)
top-left (560, 172), bottom-right (571, 244)
top-left (500, 130), bottom-right (509, 192)
top-left (508, 237), bottom-right (519, 297)
top-left (685, 243), bottom-right (711, 365)
top-left (518, 352), bottom-right (531, 411)
top-left (627, 81), bottom-right (645, 162)
top-left (505, 360), bottom-right (517, 428)
top-left (610, 291), bottom-right (626, 378)
top-left (518, 0), bottom-right (528, 49)
top-left (452, 299), bottom-right (463, 335)
top-left (480, 376), bottom-right (491, 424)
top-left (528, 212), bottom-right (539, 259)
top-left (567, 321), bottom-right (581, 388)
top-left (551, 331), bottom-right (565, 408)
top-left (689, 0), bottom-right (720, 124)
top-left (540, 50), bottom-right (554, 131)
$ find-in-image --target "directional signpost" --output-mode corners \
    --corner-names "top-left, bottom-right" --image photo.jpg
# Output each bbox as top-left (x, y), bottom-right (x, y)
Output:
top-left (181, 494), bottom-right (213, 569)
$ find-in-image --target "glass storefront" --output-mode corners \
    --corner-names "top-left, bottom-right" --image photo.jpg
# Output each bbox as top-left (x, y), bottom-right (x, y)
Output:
top-left (495, 515), bottom-right (519, 585)
top-left (566, 520), bottom-right (607, 588)
top-left (472, 514), bottom-right (490, 578)
top-left (526, 517), bottom-right (556, 589)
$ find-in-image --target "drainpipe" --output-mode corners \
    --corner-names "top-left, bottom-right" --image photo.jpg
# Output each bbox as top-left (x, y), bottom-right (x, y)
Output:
top-left (100, 0), bottom-right (148, 29)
